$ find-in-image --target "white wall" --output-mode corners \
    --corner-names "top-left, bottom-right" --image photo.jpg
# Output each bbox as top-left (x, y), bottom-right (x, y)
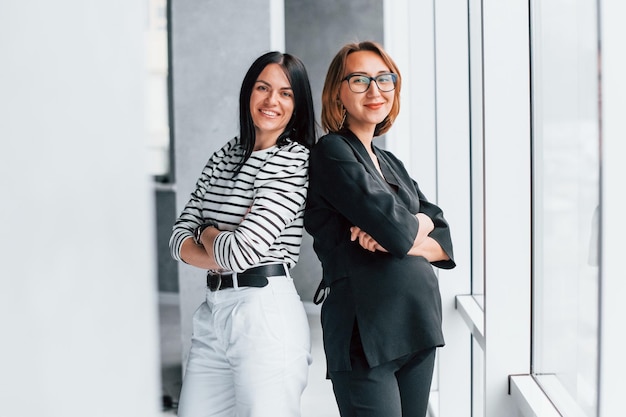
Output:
top-left (0, 1), bottom-right (161, 416)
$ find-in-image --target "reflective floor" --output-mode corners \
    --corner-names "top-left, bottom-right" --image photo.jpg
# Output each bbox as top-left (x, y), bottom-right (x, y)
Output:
top-left (158, 296), bottom-right (339, 417)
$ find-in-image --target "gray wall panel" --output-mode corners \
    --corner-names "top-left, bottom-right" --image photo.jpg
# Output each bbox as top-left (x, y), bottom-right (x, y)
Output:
top-left (171, 0), bottom-right (275, 366)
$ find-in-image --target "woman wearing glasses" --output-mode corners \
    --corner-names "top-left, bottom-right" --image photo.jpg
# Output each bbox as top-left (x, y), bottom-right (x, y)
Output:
top-left (304, 41), bottom-right (455, 417)
top-left (170, 51), bottom-right (316, 417)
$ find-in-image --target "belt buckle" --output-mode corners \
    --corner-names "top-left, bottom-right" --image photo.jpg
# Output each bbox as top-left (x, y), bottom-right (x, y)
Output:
top-left (207, 270), bottom-right (222, 292)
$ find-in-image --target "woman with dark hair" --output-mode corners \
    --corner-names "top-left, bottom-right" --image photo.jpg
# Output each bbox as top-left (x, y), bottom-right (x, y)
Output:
top-left (170, 51), bottom-right (316, 417)
top-left (304, 41), bottom-right (455, 417)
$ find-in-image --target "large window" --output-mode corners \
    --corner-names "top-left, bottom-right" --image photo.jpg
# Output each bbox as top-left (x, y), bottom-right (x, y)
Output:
top-left (530, 0), bottom-right (601, 415)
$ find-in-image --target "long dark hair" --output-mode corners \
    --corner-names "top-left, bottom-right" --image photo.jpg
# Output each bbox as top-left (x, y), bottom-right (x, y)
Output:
top-left (237, 51), bottom-right (316, 170)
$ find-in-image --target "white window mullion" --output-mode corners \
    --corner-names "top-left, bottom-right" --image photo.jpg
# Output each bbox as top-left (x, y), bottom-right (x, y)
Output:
top-left (482, 0), bottom-right (532, 416)
top-left (599, 1), bottom-right (626, 416)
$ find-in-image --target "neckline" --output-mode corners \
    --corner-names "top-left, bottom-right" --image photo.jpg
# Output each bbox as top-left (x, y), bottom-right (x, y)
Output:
top-left (252, 144), bottom-right (278, 155)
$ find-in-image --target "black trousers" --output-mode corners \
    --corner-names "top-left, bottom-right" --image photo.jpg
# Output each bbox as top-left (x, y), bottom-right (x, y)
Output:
top-left (328, 323), bottom-right (436, 417)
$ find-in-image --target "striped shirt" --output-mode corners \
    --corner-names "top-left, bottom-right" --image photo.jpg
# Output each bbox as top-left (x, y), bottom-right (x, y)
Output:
top-left (169, 137), bottom-right (310, 272)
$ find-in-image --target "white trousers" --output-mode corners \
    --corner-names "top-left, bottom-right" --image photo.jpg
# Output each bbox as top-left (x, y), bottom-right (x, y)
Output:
top-left (177, 274), bottom-right (312, 417)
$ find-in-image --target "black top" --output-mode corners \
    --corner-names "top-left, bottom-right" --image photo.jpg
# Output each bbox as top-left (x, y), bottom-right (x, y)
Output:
top-left (304, 129), bottom-right (455, 371)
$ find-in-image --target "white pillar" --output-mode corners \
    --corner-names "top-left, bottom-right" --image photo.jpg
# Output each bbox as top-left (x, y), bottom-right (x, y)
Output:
top-left (0, 1), bottom-right (161, 416)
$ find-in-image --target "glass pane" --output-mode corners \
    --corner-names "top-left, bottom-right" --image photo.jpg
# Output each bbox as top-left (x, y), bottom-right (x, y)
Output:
top-left (468, 0), bottom-right (485, 308)
top-left (530, 0), bottom-right (600, 416)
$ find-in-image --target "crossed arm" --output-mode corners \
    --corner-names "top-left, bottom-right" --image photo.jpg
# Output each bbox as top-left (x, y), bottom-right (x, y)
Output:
top-left (350, 212), bottom-right (450, 263)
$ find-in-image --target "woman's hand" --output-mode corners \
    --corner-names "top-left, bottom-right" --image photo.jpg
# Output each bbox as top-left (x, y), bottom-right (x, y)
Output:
top-left (350, 226), bottom-right (388, 252)
top-left (407, 237), bottom-right (450, 262)
top-left (415, 213), bottom-right (435, 242)
top-left (408, 214), bottom-right (449, 261)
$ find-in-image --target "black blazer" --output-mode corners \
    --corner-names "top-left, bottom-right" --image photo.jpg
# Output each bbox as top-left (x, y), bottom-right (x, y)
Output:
top-left (304, 129), bottom-right (455, 372)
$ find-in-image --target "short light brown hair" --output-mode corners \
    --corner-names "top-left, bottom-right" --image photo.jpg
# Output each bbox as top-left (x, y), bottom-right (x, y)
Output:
top-left (321, 41), bottom-right (401, 136)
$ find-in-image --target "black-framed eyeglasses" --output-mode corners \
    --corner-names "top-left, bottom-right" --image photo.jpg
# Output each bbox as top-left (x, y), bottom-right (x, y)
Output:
top-left (342, 73), bottom-right (398, 93)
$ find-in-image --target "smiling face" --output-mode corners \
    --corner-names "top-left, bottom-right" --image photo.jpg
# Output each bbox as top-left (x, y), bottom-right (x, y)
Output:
top-left (249, 63), bottom-right (295, 150)
top-left (339, 50), bottom-right (395, 140)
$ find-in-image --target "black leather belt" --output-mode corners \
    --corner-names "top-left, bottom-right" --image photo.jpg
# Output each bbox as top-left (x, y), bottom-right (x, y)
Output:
top-left (206, 264), bottom-right (287, 291)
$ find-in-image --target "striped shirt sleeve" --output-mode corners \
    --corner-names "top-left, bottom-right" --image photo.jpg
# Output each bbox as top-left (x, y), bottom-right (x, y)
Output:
top-left (168, 140), bottom-right (235, 262)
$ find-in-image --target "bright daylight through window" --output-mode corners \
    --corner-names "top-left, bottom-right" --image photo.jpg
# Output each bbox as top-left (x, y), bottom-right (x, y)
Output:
top-left (530, 0), bottom-right (600, 415)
